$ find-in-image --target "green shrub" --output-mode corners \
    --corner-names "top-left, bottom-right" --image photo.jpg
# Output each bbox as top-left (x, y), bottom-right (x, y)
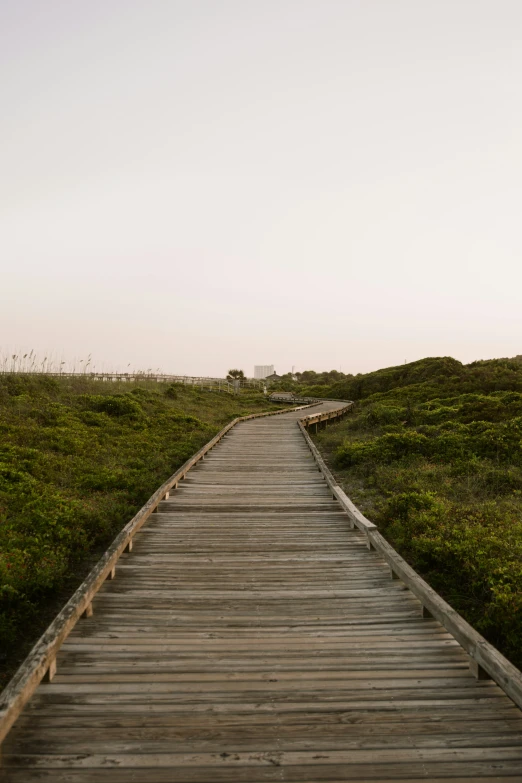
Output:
top-left (365, 404), bottom-right (405, 426)
top-left (383, 491), bottom-right (439, 522)
top-left (336, 431), bottom-right (428, 467)
top-left (81, 393), bottom-right (145, 419)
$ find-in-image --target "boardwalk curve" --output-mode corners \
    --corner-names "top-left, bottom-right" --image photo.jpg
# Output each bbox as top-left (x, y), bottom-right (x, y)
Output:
top-left (2, 401), bottom-right (522, 781)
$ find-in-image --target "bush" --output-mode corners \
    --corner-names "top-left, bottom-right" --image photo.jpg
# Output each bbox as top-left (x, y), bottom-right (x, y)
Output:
top-left (81, 393), bottom-right (144, 419)
top-left (336, 431), bottom-right (428, 467)
top-left (383, 491), bottom-right (439, 522)
top-left (365, 404), bottom-right (405, 426)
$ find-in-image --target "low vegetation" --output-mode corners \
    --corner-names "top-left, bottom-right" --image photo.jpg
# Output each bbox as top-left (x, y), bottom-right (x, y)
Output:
top-left (307, 357), bottom-right (522, 669)
top-left (0, 375), bottom-right (275, 687)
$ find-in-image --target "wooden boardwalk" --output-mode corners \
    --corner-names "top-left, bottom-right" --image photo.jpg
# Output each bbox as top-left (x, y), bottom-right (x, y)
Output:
top-left (3, 402), bottom-right (522, 781)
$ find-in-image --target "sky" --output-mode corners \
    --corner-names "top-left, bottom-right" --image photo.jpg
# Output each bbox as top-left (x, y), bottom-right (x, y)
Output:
top-left (1, 0), bottom-right (521, 377)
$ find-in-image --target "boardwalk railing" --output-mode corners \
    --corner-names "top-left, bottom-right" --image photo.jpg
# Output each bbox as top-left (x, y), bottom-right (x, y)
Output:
top-left (299, 403), bottom-right (522, 711)
top-left (300, 401), bottom-right (354, 429)
top-left (269, 395), bottom-right (355, 408)
top-left (268, 394), bottom-right (324, 404)
top-left (0, 401), bottom-right (321, 747)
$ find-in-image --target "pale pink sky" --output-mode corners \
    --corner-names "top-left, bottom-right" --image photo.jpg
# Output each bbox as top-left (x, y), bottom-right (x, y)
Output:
top-left (1, 1), bottom-right (521, 376)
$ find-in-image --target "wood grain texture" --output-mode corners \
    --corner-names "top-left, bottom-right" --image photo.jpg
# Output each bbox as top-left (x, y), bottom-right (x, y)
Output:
top-left (2, 401), bottom-right (522, 782)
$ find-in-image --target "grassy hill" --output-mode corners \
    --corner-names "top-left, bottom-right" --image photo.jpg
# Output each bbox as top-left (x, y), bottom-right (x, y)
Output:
top-left (307, 357), bottom-right (522, 668)
top-left (0, 375), bottom-right (277, 688)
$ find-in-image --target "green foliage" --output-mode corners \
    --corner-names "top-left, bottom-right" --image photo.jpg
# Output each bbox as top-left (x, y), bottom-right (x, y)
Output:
top-left (311, 357), bottom-right (522, 669)
top-left (81, 393), bottom-right (145, 419)
top-left (163, 383), bottom-right (179, 399)
top-left (337, 431), bottom-right (429, 466)
top-left (0, 376), bottom-right (275, 686)
top-left (226, 369), bottom-right (245, 380)
top-left (295, 356), bottom-right (522, 403)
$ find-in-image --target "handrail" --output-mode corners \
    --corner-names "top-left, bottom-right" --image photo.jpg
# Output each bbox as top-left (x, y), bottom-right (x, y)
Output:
top-left (300, 400), bottom-right (354, 429)
top-left (0, 401), bottom-right (320, 746)
top-left (268, 394), bottom-right (323, 404)
top-left (297, 407), bottom-right (522, 711)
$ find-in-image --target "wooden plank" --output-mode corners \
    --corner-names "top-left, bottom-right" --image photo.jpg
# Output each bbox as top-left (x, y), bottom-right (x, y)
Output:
top-left (4, 746), bottom-right (522, 768)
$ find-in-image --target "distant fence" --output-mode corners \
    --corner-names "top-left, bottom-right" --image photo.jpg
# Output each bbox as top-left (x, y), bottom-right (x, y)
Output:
top-left (0, 371), bottom-right (265, 394)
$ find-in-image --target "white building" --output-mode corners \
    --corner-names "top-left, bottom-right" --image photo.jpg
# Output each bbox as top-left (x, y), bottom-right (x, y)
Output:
top-left (254, 365), bottom-right (274, 380)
